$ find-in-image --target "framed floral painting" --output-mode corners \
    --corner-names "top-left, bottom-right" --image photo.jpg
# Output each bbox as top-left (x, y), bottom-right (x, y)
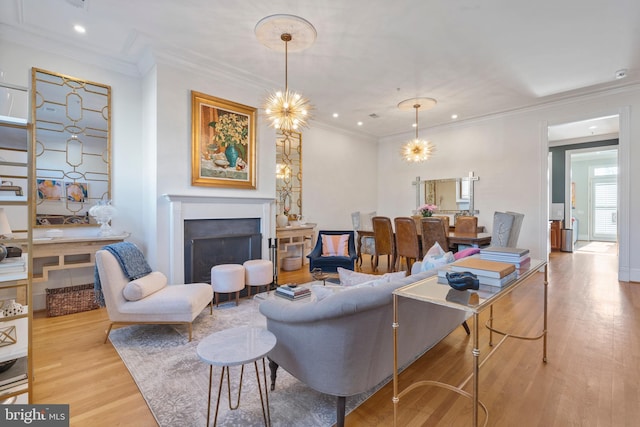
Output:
top-left (191, 91), bottom-right (256, 189)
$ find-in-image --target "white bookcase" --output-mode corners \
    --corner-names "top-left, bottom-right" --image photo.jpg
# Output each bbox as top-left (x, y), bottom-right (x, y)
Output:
top-left (0, 112), bottom-right (33, 404)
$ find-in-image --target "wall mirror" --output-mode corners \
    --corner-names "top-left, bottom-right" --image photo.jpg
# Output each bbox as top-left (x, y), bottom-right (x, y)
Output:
top-left (415, 173), bottom-right (478, 214)
top-left (31, 68), bottom-right (111, 228)
top-left (275, 131), bottom-right (302, 218)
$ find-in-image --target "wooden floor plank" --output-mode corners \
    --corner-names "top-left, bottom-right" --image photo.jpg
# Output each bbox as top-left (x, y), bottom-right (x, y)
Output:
top-left (31, 250), bottom-right (640, 426)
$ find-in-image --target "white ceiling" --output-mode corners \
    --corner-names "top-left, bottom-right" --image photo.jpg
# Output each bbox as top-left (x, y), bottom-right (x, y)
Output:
top-left (548, 115), bottom-right (620, 142)
top-left (1, 0), bottom-right (638, 139)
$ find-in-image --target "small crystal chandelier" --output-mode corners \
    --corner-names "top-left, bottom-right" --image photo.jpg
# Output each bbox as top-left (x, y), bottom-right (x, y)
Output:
top-left (256, 14), bottom-right (316, 132)
top-left (398, 97), bottom-right (437, 163)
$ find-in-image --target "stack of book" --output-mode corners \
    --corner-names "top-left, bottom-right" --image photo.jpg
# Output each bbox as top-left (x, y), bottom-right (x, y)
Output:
top-left (275, 285), bottom-right (311, 300)
top-left (0, 256), bottom-right (26, 274)
top-left (447, 257), bottom-right (518, 287)
top-left (480, 247), bottom-right (530, 268)
top-left (0, 357), bottom-right (28, 392)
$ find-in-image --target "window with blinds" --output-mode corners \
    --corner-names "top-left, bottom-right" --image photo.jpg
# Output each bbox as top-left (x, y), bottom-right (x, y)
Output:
top-left (592, 176), bottom-right (617, 239)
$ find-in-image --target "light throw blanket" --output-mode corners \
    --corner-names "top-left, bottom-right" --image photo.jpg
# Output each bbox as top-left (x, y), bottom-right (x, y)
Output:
top-left (94, 242), bottom-right (152, 306)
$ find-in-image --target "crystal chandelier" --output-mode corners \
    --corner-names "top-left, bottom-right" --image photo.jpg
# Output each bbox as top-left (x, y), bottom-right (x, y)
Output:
top-left (256, 15), bottom-right (316, 132)
top-left (398, 98), bottom-right (437, 163)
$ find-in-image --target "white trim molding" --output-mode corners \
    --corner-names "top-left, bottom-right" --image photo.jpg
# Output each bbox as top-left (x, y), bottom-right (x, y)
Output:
top-left (162, 194), bottom-right (276, 283)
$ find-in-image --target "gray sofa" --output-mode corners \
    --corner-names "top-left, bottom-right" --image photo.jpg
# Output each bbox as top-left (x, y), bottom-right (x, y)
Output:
top-left (258, 269), bottom-right (468, 426)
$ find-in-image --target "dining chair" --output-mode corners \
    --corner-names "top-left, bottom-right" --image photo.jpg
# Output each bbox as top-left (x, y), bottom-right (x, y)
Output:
top-left (420, 217), bottom-right (450, 254)
top-left (455, 216), bottom-right (478, 233)
top-left (433, 215), bottom-right (451, 231)
top-left (490, 211), bottom-right (524, 247)
top-left (351, 211), bottom-right (376, 269)
top-left (394, 217), bottom-right (420, 274)
top-left (372, 216), bottom-right (396, 272)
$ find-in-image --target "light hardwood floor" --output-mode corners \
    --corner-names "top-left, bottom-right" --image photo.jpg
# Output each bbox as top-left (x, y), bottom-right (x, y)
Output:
top-left (32, 249), bottom-right (639, 426)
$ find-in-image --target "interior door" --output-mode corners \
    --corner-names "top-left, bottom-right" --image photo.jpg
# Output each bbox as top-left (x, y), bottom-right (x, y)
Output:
top-left (590, 175), bottom-right (617, 241)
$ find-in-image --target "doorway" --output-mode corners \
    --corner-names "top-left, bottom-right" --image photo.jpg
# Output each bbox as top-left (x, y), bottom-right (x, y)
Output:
top-left (567, 147), bottom-right (619, 254)
top-left (547, 115), bottom-right (619, 256)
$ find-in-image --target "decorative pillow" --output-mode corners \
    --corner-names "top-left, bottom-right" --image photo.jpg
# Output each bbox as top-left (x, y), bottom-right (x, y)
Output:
top-left (321, 234), bottom-right (350, 257)
top-left (454, 247), bottom-right (481, 260)
top-left (351, 277), bottom-right (389, 289)
top-left (420, 242), bottom-right (455, 272)
top-left (383, 271), bottom-right (407, 281)
top-left (338, 267), bottom-right (378, 286)
top-left (123, 271), bottom-right (167, 301)
top-left (338, 267), bottom-right (406, 287)
top-left (311, 284), bottom-right (344, 301)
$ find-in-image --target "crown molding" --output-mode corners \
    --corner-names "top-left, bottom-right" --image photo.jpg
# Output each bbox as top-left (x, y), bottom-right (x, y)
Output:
top-left (0, 24), bottom-right (141, 77)
top-left (381, 81), bottom-right (640, 143)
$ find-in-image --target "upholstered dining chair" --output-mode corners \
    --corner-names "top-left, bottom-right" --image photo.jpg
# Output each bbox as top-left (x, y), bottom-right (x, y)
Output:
top-left (394, 217), bottom-right (420, 274)
top-left (433, 215), bottom-right (451, 231)
top-left (490, 211), bottom-right (525, 247)
top-left (351, 211), bottom-right (376, 269)
top-left (420, 217), bottom-right (450, 254)
top-left (455, 215), bottom-right (478, 234)
top-left (372, 216), bottom-right (396, 273)
top-left (307, 230), bottom-right (357, 273)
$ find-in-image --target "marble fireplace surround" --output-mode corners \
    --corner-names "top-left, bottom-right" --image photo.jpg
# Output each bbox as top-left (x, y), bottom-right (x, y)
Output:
top-left (163, 194), bottom-right (276, 283)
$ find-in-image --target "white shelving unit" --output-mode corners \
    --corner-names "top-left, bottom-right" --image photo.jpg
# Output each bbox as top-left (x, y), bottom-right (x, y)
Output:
top-left (0, 107), bottom-right (33, 403)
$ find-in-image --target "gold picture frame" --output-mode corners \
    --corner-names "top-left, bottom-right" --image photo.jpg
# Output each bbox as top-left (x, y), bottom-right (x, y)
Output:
top-left (191, 91), bottom-right (256, 189)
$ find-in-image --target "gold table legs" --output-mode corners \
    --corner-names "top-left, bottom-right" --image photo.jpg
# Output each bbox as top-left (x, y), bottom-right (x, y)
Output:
top-left (392, 264), bottom-right (548, 427)
top-left (206, 358), bottom-right (271, 427)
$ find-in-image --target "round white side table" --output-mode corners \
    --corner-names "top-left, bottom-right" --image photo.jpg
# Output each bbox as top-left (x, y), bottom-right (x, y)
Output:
top-left (197, 326), bottom-right (277, 426)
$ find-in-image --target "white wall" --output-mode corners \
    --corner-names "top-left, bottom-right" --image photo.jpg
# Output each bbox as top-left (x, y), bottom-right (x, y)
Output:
top-left (302, 124), bottom-right (378, 230)
top-left (1, 40), bottom-right (145, 307)
top-left (378, 87), bottom-right (639, 281)
top-left (150, 62), bottom-right (379, 276)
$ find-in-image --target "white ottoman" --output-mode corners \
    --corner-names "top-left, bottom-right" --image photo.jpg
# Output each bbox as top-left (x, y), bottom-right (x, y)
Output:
top-left (243, 259), bottom-right (273, 297)
top-left (210, 264), bottom-right (245, 307)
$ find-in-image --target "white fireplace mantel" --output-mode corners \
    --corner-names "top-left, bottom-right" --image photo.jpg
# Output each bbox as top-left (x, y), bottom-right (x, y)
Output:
top-left (163, 194), bottom-right (276, 283)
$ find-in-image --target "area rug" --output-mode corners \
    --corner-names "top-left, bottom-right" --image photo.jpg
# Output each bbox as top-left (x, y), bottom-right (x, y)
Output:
top-left (109, 298), bottom-right (379, 426)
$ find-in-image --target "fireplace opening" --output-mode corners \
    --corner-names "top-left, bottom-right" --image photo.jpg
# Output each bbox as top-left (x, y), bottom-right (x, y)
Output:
top-left (184, 218), bottom-right (261, 284)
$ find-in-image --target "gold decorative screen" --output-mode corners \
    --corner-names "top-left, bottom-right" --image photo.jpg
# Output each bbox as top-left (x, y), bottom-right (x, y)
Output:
top-left (31, 68), bottom-right (111, 228)
top-left (275, 131), bottom-right (302, 217)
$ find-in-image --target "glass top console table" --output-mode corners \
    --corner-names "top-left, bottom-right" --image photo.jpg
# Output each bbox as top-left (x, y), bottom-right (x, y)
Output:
top-left (392, 258), bottom-right (548, 427)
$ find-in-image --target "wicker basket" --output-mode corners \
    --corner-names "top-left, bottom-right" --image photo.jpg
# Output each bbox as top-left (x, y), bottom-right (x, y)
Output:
top-left (282, 256), bottom-right (302, 271)
top-left (46, 284), bottom-right (100, 317)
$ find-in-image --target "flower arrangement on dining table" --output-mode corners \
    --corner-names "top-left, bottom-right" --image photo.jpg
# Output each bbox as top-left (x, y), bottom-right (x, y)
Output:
top-left (418, 203), bottom-right (438, 217)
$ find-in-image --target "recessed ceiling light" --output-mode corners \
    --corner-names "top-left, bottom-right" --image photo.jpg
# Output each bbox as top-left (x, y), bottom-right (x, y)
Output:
top-left (332, 113), bottom-right (339, 118)
top-left (412, 123), bottom-right (417, 128)
top-left (74, 24), bottom-right (86, 34)
top-left (451, 114), bottom-right (458, 119)
top-left (357, 121), bottom-right (363, 126)
top-left (588, 125), bottom-right (598, 130)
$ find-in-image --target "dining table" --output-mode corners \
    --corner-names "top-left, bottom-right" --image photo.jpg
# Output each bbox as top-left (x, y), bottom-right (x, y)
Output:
top-left (446, 231), bottom-right (492, 247)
